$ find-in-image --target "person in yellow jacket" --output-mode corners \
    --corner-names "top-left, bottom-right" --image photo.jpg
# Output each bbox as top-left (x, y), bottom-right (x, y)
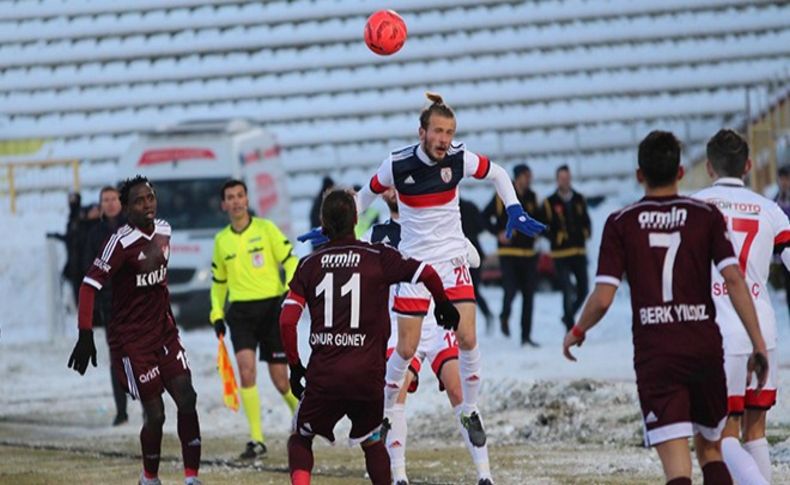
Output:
top-left (211, 179), bottom-right (299, 460)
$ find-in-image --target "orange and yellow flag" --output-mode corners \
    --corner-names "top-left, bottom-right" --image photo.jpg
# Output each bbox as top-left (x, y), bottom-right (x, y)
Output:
top-left (217, 338), bottom-right (239, 411)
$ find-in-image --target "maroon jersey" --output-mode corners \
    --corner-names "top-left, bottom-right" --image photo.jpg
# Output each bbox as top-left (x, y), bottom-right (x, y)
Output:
top-left (83, 219), bottom-right (178, 352)
top-left (596, 196), bottom-right (737, 368)
top-left (288, 238), bottom-right (424, 401)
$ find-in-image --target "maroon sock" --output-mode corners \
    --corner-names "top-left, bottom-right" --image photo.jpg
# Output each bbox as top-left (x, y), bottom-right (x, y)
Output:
top-left (177, 412), bottom-right (201, 476)
top-left (702, 461), bottom-right (732, 485)
top-left (288, 434), bottom-right (314, 479)
top-left (140, 424), bottom-right (163, 477)
top-left (666, 478), bottom-right (691, 485)
top-left (362, 440), bottom-right (391, 485)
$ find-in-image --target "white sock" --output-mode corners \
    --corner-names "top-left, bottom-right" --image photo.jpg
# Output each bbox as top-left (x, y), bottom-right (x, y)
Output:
top-left (454, 405), bottom-right (491, 481)
top-left (721, 437), bottom-right (768, 485)
top-left (387, 404), bottom-right (408, 482)
top-left (385, 353), bottom-right (410, 410)
top-left (744, 437), bottom-right (771, 483)
top-left (459, 346), bottom-right (482, 414)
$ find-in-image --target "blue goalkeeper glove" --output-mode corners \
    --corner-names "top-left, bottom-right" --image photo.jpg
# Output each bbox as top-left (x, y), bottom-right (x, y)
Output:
top-left (506, 204), bottom-right (546, 238)
top-left (297, 227), bottom-right (329, 246)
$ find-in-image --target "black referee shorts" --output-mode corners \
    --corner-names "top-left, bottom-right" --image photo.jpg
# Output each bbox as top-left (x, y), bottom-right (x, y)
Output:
top-left (226, 297), bottom-right (287, 363)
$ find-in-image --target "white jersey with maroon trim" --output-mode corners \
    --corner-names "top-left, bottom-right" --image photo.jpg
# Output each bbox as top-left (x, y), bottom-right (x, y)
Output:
top-left (367, 142), bottom-right (490, 263)
top-left (694, 178), bottom-right (790, 353)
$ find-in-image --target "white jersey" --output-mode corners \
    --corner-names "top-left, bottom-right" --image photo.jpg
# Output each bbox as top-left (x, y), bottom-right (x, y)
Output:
top-left (694, 177), bottom-right (790, 353)
top-left (366, 142), bottom-right (498, 263)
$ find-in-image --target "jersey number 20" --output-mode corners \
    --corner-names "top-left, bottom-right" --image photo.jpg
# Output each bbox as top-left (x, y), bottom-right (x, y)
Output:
top-left (316, 272), bottom-right (361, 329)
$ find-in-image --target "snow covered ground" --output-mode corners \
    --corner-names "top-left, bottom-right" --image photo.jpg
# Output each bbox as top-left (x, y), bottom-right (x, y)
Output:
top-left (2, 193), bottom-right (790, 483)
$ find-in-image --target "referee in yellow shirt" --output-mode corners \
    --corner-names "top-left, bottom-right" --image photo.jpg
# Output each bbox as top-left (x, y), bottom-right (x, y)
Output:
top-left (211, 179), bottom-right (299, 459)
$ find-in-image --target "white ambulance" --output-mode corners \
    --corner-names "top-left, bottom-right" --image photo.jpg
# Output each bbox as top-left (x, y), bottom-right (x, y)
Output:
top-left (117, 118), bottom-right (291, 328)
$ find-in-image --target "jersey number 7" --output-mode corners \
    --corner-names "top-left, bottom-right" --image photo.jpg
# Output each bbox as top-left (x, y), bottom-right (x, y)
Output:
top-left (316, 272), bottom-right (361, 329)
top-left (726, 217), bottom-right (758, 274)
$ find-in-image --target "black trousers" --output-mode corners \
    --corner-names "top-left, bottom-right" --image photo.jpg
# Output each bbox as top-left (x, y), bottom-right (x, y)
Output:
top-left (500, 255), bottom-right (538, 343)
top-left (555, 254), bottom-right (589, 330)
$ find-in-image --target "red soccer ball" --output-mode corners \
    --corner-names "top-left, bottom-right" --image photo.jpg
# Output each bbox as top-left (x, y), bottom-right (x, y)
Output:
top-left (364, 10), bottom-right (407, 56)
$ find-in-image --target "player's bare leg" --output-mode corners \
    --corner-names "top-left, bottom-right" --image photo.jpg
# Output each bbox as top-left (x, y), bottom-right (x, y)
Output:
top-left (655, 438), bottom-right (692, 484)
top-left (721, 416), bottom-right (767, 485)
top-left (385, 316), bottom-right (422, 409)
top-left (287, 433), bottom-right (314, 485)
top-left (268, 362), bottom-right (299, 412)
top-left (693, 434), bottom-right (732, 484)
top-left (454, 302), bottom-right (486, 446)
top-left (361, 435), bottom-right (392, 485)
top-left (236, 349), bottom-right (267, 458)
top-left (743, 409), bottom-right (771, 482)
top-left (163, 375), bottom-right (202, 484)
top-left (441, 359), bottom-right (492, 483)
top-left (139, 397), bottom-right (166, 485)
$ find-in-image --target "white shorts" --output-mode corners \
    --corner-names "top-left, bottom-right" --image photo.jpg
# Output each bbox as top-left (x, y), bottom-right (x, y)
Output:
top-left (724, 349), bottom-right (778, 413)
top-left (386, 322), bottom-right (459, 393)
top-left (393, 257), bottom-right (474, 316)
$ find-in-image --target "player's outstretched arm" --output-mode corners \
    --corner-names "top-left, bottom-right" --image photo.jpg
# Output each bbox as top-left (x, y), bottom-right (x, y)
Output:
top-left (720, 265), bottom-right (769, 389)
top-left (480, 162), bottom-right (546, 237)
top-left (67, 283), bottom-right (98, 375)
top-left (562, 283), bottom-right (616, 361)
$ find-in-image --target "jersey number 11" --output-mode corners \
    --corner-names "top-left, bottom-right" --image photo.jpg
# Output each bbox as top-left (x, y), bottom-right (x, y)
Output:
top-left (316, 272), bottom-right (361, 329)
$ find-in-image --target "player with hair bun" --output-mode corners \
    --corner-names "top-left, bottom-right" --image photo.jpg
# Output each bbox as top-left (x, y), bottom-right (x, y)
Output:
top-left (305, 92), bottom-right (545, 450)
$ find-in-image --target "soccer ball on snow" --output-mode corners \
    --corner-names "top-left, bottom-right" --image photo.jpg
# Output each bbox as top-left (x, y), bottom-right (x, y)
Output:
top-left (364, 10), bottom-right (407, 56)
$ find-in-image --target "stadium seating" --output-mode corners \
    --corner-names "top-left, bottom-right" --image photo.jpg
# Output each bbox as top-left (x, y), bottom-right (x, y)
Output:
top-left (1, 0), bottom-right (789, 222)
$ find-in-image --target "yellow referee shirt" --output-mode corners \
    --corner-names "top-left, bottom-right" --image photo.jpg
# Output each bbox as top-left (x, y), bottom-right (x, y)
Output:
top-left (210, 217), bottom-right (297, 322)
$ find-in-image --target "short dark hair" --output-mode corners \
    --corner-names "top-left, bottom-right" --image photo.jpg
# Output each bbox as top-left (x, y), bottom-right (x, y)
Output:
top-left (220, 179), bottom-right (247, 200)
top-left (321, 189), bottom-right (357, 240)
top-left (419, 92), bottom-right (455, 130)
top-left (98, 185), bottom-right (119, 203)
top-left (638, 131), bottom-right (682, 188)
top-left (707, 129), bottom-right (748, 178)
top-left (778, 164), bottom-right (790, 178)
top-left (556, 164), bottom-right (570, 176)
top-left (119, 175), bottom-right (151, 207)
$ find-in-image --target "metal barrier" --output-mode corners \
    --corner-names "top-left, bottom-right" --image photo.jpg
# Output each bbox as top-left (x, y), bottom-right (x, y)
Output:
top-left (0, 159), bottom-right (80, 214)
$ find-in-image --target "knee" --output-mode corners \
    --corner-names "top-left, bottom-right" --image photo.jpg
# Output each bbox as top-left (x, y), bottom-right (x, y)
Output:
top-left (144, 409), bottom-right (165, 429)
top-left (456, 331), bottom-right (476, 350)
top-left (178, 386), bottom-right (197, 412)
top-left (396, 341), bottom-right (417, 359)
top-left (239, 365), bottom-right (256, 386)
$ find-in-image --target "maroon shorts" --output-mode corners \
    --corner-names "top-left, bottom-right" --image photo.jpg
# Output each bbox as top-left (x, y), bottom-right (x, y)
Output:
top-left (637, 353), bottom-right (727, 447)
top-left (111, 333), bottom-right (191, 402)
top-left (293, 389), bottom-right (384, 445)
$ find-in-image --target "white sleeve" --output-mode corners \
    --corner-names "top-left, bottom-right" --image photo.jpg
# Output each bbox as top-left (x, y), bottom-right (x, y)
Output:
top-left (768, 201), bottom-right (790, 246)
top-left (356, 156), bottom-right (393, 213)
top-left (462, 149), bottom-right (519, 208)
top-left (781, 248), bottom-right (790, 272)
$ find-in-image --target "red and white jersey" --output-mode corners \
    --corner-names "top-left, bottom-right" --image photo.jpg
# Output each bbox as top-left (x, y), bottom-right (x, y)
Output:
top-left (366, 142), bottom-right (491, 263)
top-left (694, 178), bottom-right (790, 353)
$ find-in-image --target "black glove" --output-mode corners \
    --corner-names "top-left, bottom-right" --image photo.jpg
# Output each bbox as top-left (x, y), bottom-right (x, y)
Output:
top-left (213, 319), bottom-right (226, 338)
top-left (289, 362), bottom-right (307, 400)
top-left (434, 300), bottom-right (460, 331)
top-left (67, 329), bottom-right (97, 375)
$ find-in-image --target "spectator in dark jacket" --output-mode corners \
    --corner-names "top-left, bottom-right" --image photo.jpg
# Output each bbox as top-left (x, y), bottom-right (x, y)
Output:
top-left (539, 165), bottom-right (591, 330)
top-left (775, 165), bottom-right (790, 320)
top-left (483, 164), bottom-right (540, 345)
top-left (62, 191), bottom-right (83, 306)
top-left (459, 198), bottom-right (493, 330)
top-left (309, 176), bottom-right (335, 228)
top-left (81, 186), bottom-right (129, 426)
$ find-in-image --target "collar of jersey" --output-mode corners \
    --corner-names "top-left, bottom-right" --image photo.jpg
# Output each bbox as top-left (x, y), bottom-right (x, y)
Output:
top-left (326, 235), bottom-right (357, 246)
top-left (230, 216), bottom-right (254, 235)
top-left (713, 177), bottom-right (745, 187)
top-left (416, 144), bottom-right (438, 166)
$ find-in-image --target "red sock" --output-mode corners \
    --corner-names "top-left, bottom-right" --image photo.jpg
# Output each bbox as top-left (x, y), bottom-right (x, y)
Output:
top-left (702, 461), bottom-right (732, 485)
top-left (666, 478), bottom-right (691, 485)
top-left (362, 440), bottom-right (391, 485)
top-left (288, 434), bottom-right (314, 485)
top-left (177, 412), bottom-right (201, 476)
top-left (140, 424), bottom-right (163, 477)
